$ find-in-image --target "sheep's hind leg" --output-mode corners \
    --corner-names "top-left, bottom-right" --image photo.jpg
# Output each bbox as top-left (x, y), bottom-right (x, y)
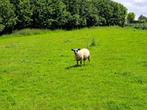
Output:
top-left (80, 60), bottom-right (82, 65)
top-left (83, 59), bottom-right (86, 65)
top-left (77, 61), bottom-right (78, 65)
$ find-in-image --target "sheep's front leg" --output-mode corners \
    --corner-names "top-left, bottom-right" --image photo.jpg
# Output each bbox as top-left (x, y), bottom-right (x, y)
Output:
top-left (88, 56), bottom-right (90, 62)
top-left (80, 60), bottom-right (82, 65)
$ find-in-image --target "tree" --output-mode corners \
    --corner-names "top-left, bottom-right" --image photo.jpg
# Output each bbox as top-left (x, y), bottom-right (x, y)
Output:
top-left (0, 0), bottom-right (16, 33)
top-left (78, 0), bottom-right (88, 26)
top-left (110, 1), bottom-right (127, 26)
top-left (10, 0), bottom-right (33, 29)
top-left (127, 12), bottom-right (135, 23)
top-left (63, 0), bottom-right (81, 28)
top-left (0, 0), bottom-right (128, 34)
top-left (85, 0), bottom-right (102, 26)
top-left (31, 0), bottom-right (68, 28)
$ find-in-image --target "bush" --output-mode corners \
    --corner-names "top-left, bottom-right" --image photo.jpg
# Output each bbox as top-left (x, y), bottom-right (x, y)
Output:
top-left (127, 23), bottom-right (147, 30)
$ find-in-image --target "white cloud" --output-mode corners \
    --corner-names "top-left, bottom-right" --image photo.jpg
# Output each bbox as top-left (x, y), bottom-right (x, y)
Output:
top-left (134, 0), bottom-right (141, 3)
top-left (112, 0), bottom-right (147, 19)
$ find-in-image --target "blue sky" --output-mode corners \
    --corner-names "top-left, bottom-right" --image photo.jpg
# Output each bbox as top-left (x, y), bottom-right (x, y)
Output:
top-left (112, 0), bottom-right (147, 19)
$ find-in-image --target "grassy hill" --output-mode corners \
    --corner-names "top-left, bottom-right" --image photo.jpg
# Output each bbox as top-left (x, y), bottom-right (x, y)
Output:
top-left (0, 27), bottom-right (147, 110)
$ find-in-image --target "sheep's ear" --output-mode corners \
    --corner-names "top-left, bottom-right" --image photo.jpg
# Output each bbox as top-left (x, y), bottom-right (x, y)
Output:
top-left (71, 49), bottom-right (74, 51)
top-left (78, 48), bottom-right (81, 50)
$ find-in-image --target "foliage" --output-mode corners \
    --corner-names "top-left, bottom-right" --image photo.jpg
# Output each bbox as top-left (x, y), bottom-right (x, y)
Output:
top-left (127, 23), bottom-right (147, 30)
top-left (127, 12), bottom-right (135, 23)
top-left (0, 0), bottom-right (16, 34)
top-left (0, 0), bottom-right (127, 34)
top-left (10, 0), bottom-right (33, 29)
top-left (31, 0), bottom-right (69, 28)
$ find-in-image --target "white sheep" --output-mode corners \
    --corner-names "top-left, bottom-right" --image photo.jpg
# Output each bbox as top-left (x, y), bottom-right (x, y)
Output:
top-left (71, 48), bottom-right (90, 65)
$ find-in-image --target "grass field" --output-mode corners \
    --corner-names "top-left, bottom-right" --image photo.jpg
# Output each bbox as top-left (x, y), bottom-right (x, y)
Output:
top-left (0, 27), bottom-right (147, 110)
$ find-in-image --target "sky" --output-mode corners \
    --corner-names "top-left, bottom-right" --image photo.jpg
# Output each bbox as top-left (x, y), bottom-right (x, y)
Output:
top-left (112, 0), bottom-right (147, 19)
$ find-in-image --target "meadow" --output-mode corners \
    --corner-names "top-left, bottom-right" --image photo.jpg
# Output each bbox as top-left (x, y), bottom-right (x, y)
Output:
top-left (0, 27), bottom-right (147, 110)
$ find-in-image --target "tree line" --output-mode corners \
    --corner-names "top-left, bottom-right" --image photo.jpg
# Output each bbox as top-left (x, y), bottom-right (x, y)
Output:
top-left (0, 0), bottom-right (127, 34)
top-left (127, 12), bottom-right (147, 23)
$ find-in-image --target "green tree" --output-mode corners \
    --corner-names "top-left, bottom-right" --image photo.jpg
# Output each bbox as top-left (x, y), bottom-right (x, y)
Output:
top-left (0, 0), bottom-right (16, 33)
top-left (0, 0), bottom-right (128, 34)
top-left (127, 12), bottom-right (135, 23)
top-left (10, 0), bottom-right (33, 29)
top-left (85, 0), bottom-right (100, 26)
top-left (110, 1), bottom-right (127, 26)
top-left (63, 0), bottom-right (81, 27)
top-left (78, 0), bottom-right (88, 26)
top-left (32, 0), bottom-right (68, 28)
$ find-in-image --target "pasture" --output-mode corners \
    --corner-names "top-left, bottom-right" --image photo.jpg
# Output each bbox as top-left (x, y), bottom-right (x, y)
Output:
top-left (0, 27), bottom-right (147, 110)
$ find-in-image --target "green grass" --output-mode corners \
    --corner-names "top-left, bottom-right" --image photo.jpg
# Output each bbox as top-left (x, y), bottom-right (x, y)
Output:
top-left (0, 27), bottom-right (147, 110)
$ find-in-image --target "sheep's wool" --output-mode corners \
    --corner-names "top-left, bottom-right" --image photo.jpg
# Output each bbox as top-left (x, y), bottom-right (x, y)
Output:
top-left (75, 48), bottom-right (90, 61)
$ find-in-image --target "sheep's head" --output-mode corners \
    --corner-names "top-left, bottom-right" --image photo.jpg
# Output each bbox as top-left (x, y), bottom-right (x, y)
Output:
top-left (71, 48), bottom-right (80, 55)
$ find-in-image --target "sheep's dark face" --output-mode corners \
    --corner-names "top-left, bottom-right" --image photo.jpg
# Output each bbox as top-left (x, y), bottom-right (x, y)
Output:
top-left (71, 49), bottom-right (80, 55)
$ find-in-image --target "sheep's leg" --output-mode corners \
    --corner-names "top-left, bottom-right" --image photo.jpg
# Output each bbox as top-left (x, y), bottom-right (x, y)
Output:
top-left (77, 61), bottom-right (78, 65)
top-left (83, 58), bottom-right (86, 65)
top-left (84, 60), bottom-right (85, 65)
top-left (80, 60), bottom-right (82, 65)
top-left (88, 56), bottom-right (90, 62)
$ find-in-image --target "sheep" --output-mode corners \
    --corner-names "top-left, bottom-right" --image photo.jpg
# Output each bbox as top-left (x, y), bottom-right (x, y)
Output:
top-left (71, 48), bottom-right (90, 65)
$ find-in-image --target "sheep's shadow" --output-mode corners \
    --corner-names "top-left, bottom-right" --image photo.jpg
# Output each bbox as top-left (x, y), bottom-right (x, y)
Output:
top-left (65, 64), bottom-right (82, 69)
